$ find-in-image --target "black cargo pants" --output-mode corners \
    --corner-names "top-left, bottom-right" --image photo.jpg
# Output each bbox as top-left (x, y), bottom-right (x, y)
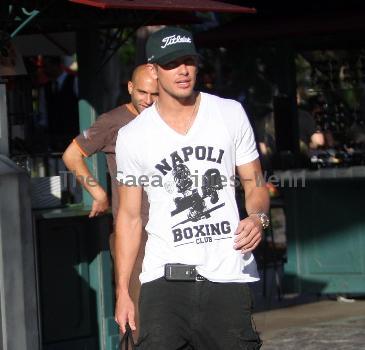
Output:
top-left (135, 277), bottom-right (262, 350)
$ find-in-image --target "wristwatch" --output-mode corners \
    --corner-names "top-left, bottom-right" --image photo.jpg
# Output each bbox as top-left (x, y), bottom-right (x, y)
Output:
top-left (250, 212), bottom-right (270, 230)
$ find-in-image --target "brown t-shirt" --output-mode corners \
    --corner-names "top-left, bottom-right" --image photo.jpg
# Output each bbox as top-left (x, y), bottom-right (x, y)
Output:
top-left (74, 104), bottom-right (149, 224)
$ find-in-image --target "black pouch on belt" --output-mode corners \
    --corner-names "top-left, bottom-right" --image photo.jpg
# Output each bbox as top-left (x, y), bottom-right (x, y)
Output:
top-left (164, 263), bottom-right (197, 281)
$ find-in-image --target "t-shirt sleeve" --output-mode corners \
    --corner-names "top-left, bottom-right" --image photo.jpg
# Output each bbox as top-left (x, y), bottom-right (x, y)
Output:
top-left (235, 104), bottom-right (259, 166)
top-left (115, 127), bottom-right (144, 185)
top-left (74, 113), bottom-right (110, 156)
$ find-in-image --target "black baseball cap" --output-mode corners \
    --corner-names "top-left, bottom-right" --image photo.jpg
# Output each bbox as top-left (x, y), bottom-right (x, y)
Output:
top-left (146, 27), bottom-right (198, 65)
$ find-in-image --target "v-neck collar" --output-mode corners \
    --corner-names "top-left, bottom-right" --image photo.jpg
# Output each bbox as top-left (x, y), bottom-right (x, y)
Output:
top-left (152, 92), bottom-right (205, 138)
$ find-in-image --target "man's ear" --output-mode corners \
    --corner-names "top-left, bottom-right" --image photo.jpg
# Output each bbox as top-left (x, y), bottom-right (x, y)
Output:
top-left (127, 81), bottom-right (133, 95)
top-left (147, 63), bottom-right (158, 80)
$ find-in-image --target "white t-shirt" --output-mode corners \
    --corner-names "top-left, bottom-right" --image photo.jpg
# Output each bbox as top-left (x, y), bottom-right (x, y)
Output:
top-left (116, 92), bottom-right (260, 284)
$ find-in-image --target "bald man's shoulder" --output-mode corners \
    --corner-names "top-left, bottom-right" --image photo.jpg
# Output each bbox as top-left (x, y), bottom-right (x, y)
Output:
top-left (118, 104), bottom-right (153, 136)
top-left (95, 104), bottom-right (136, 131)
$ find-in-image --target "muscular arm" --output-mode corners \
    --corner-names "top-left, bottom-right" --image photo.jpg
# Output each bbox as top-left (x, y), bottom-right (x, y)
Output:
top-left (234, 158), bottom-right (270, 252)
top-left (114, 184), bottom-right (143, 333)
top-left (239, 158), bottom-right (270, 215)
top-left (62, 141), bottom-right (109, 217)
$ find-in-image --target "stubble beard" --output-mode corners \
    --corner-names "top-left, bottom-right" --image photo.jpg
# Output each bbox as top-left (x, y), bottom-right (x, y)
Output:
top-left (161, 81), bottom-right (196, 103)
top-left (131, 95), bottom-right (144, 114)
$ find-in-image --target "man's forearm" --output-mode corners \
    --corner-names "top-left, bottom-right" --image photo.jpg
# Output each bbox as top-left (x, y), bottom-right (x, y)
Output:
top-left (114, 214), bottom-right (143, 296)
top-left (72, 159), bottom-right (107, 200)
top-left (237, 159), bottom-right (270, 216)
top-left (63, 146), bottom-right (107, 199)
top-left (245, 186), bottom-right (270, 215)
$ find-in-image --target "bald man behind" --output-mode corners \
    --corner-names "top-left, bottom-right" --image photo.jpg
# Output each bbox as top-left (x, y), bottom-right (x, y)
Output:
top-left (63, 64), bottom-right (158, 220)
top-left (63, 65), bottom-right (158, 331)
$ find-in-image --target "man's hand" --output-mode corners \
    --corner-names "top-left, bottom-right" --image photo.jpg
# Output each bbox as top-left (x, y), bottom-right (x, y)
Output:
top-left (234, 215), bottom-right (263, 253)
top-left (89, 190), bottom-right (109, 217)
top-left (115, 290), bottom-right (136, 333)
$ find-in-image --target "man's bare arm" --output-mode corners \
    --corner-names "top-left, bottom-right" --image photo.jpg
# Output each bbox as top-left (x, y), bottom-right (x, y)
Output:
top-left (239, 158), bottom-right (270, 216)
top-left (234, 158), bottom-right (270, 253)
top-left (62, 141), bottom-right (109, 217)
top-left (114, 184), bottom-right (143, 333)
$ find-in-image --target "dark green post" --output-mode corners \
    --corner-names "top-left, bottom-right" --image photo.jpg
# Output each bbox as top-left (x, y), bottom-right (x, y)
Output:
top-left (76, 28), bottom-right (119, 350)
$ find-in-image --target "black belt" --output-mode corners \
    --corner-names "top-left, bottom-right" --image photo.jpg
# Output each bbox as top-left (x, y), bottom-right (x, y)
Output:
top-left (164, 263), bottom-right (207, 282)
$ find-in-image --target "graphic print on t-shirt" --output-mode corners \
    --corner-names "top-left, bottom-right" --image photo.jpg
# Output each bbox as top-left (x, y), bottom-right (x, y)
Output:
top-left (154, 145), bottom-right (233, 247)
top-left (170, 164), bottom-right (225, 227)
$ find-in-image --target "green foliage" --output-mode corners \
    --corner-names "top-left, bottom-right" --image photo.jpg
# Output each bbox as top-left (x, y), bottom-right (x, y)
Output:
top-left (118, 31), bottom-right (135, 66)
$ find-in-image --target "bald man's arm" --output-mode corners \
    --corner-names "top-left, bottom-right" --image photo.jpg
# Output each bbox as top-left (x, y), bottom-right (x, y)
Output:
top-left (63, 141), bottom-right (109, 217)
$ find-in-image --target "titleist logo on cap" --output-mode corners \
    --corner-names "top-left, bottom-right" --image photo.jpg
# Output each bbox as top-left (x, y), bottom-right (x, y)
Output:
top-left (161, 35), bottom-right (192, 48)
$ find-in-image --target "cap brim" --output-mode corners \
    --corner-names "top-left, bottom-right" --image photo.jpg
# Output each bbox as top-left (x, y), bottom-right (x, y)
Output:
top-left (152, 48), bottom-right (198, 65)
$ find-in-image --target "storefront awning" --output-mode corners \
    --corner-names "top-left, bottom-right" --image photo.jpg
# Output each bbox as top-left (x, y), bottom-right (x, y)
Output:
top-left (69, 0), bottom-right (256, 14)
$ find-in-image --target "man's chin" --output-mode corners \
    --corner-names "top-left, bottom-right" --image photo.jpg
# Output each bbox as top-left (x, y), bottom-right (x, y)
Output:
top-left (173, 89), bottom-right (194, 100)
top-left (137, 105), bottom-right (147, 113)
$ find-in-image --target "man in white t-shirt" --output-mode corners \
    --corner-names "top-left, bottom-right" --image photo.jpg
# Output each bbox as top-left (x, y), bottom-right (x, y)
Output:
top-left (114, 27), bottom-right (270, 349)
